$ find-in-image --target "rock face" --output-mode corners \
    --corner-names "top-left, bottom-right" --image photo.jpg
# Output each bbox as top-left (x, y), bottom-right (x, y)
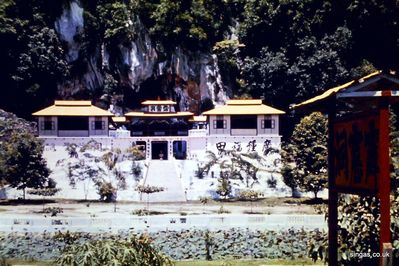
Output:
top-left (54, 1), bottom-right (84, 62)
top-left (53, 1), bottom-right (230, 112)
top-left (54, 1), bottom-right (104, 98)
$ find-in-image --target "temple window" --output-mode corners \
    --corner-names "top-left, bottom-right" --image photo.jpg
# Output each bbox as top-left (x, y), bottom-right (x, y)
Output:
top-left (261, 116), bottom-right (275, 129)
top-left (41, 117), bottom-right (54, 130)
top-left (92, 117), bottom-right (105, 130)
top-left (213, 115), bottom-right (226, 129)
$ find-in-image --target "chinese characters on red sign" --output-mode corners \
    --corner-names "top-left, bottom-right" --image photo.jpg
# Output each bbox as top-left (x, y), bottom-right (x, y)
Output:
top-left (333, 113), bottom-right (380, 193)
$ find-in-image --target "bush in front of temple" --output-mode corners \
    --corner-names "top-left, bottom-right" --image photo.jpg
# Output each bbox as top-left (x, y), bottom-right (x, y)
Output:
top-left (56, 235), bottom-right (172, 266)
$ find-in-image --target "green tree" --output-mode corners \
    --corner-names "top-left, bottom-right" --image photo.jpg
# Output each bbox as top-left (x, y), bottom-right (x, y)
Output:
top-left (282, 112), bottom-right (328, 199)
top-left (28, 178), bottom-right (60, 211)
top-left (281, 143), bottom-right (300, 197)
top-left (199, 97), bottom-right (215, 113)
top-left (97, 181), bottom-right (116, 202)
top-left (216, 174), bottom-right (232, 200)
top-left (131, 161), bottom-right (142, 179)
top-left (96, 0), bottom-right (136, 46)
top-left (241, 27), bottom-right (350, 109)
top-left (149, 0), bottom-right (231, 51)
top-left (56, 235), bottom-right (173, 266)
top-left (1, 132), bottom-right (50, 200)
top-left (136, 185), bottom-right (165, 211)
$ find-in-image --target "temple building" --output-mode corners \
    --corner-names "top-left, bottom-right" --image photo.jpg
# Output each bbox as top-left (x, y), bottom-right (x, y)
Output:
top-left (125, 100), bottom-right (193, 137)
top-left (203, 99), bottom-right (284, 136)
top-left (33, 99), bottom-right (285, 160)
top-left (32, 100), bottom-right (113, 137)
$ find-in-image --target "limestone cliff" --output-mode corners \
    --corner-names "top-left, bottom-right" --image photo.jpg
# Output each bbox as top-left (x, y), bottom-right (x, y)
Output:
top-left (54, 1), bottom-right (231, 113)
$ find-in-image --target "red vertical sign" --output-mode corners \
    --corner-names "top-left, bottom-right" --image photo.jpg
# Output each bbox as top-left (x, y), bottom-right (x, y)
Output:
top-left (331, 110), bottom-right (391, 266)
top-left (333, 113), bottom-right (379, 194)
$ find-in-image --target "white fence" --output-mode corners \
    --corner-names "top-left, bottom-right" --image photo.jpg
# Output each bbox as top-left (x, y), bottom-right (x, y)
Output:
top-left (0, 214), bottom-right (326, 233)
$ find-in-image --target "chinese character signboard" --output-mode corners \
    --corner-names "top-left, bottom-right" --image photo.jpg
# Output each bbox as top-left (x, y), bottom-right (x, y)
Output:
top-left (333, 113), bottom-right (380, 194)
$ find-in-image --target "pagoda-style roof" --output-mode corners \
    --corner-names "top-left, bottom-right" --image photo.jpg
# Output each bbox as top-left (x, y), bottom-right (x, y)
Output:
top-left (203, 99), bottom-right (285, 115)
top-left (32, 100), bottom-right (114, 117)
top-left (111, 116), bottom-right (127, 123)
top-left (291, 71), bottom-right (399, 111)
top-left (125, 111), bottom-right (194, 118)
top-left (141, 100), bottom-right (176, 105)
top-left (125, 98), bottom-right (192, 117)
top-left (189, 116), bottom-right (207, 122)
top-left (226, 99), bottom-right (262, 105)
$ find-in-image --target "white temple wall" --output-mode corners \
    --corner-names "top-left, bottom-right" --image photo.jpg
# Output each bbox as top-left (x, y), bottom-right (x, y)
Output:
top-left (41, 135), bottom-right (281, 158)
top-left (40, 137), bottom-right (112, 150)
top-left (58, 130), bottom-right (89, 137)
top-left (187, 137), bottom-right (207, 160)
top-left (206, 135), bottom-right (281, 157)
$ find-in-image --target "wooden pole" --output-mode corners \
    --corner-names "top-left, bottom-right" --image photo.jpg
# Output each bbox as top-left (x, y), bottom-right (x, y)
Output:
top-left (379, 100), bottom-right (391, 266)
top-left (328, 103), bottom-right (338, 265)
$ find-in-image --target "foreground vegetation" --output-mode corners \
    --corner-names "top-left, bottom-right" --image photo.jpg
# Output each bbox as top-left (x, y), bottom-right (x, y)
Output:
top-left (175, 258), bottom-right (324, 266)
top-left (2, 258), bottom-right (324, 266)
top-left (0, 229), bottom-right (326, 264)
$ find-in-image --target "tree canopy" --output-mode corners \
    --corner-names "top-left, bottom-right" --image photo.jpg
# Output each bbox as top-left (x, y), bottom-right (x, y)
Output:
top-left (0, 109), bottom-right (51, 199)
top-left (0, 131), bottom-right (50, 199)
top-left (281, 112), bottom-right (328, 198)
top-left (1, 0), bottom-right (399, 121)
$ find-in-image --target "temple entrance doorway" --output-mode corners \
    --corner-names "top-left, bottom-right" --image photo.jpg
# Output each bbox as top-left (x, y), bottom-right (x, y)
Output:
top-left (173, 141), bottom-right (187, 159)
top-left (151, 141), bottom-right (168, 160)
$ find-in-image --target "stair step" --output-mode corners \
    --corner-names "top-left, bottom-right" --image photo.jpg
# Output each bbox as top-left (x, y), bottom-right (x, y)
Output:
top-left (142, 160), bottom-right (186, 202)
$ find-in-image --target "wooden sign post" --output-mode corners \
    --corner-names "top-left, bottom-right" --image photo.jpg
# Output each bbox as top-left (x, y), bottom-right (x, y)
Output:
top-left (292, 72), bottom-right (398, 265)
top-left (378, 101), bottom-right (391, 265)
top-left (328, 105), bottom-right (391, 266)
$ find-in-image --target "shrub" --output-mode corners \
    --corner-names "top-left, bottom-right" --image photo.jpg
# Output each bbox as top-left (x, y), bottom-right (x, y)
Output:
top-left (79, 139), bottom-right (102, 152)
top-left (266, 176), bottom-right (277, 189)
top-left (28, 187), bottom-right (60, 197)
top-left (65, 143), bottom-right (78, 158)
top-left (97, 181), bottom-right (116, 202)
top-left (136, 185), bottom-right (165, 210)
top-left (113, 168), bottom-right (126, 189)
top-left (131, 161), bottom-right (142, 179)
top-left (0, 257), bottom-right (10, 266)
top-left (194, 165), bottom-right (206, 179)
top-left (136, 185), bottom-right (165, 194)
top-left (132, 209), bottom-right (150, 216)
top-left (217, 205), bottom-right (231, 214)
top-left (131, 209), bottom-right (167, 216)
top-left (199, 196), bottom-right (211, 204)
top-left (53, 231), bottom-right (83, 245)
top-left (41, 207), bottom-right (63, 216)
top-left (216, 177), bottom-right (231, 200)
top-left (102, 152), bottom-right (117, 170)
top-left (126, 146), bottom-right (145, 160)
top-left (56, 236), bottom-right (173, 266)
top-left (238, 190), bottom-right (261, 201)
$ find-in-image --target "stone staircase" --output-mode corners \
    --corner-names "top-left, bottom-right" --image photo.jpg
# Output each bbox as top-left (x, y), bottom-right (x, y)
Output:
top-left (142, 160), bottom-right (186, 202)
